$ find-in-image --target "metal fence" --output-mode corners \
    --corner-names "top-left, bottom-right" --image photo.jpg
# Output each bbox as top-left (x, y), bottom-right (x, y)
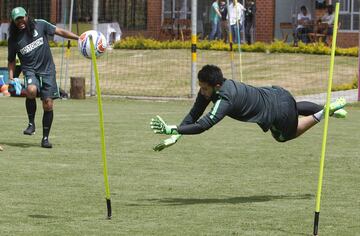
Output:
top-left (0, 0), bottom-right (358, 102)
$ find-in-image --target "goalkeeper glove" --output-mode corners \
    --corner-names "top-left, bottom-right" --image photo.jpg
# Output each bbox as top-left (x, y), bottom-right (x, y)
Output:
top-left (10, 78), bottom-right (22, 95)
top-left (150, 115), bottom-right (179, 135)
top-left (153, 134), bottom-right (182, 152)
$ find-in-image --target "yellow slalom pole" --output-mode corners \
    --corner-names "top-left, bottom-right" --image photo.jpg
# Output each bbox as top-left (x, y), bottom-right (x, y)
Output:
top-left (234, 0), bottom-right (243, 82)
top-left (63, 40), bottom-right (71, 93)
top-left (89, 36), bottom-right (112, 219)
top-left (226, 0), bottom-right (236, 80)
top-left (191, 33), bottom-right (197, 97)
top-left (313, 3), bottom-right (340, 235)
top-left (191, 34), bottom-right (197, 62)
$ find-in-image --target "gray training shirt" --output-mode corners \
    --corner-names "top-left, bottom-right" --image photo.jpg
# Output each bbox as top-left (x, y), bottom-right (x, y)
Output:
top-left (8, 19), bottom-right (56, 75)
top-left (178, 79), bottom-right (283, 134)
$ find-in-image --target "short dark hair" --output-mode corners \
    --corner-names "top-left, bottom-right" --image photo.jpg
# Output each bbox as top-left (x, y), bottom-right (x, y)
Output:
top-left (198, 64), bottom-right (225, 86)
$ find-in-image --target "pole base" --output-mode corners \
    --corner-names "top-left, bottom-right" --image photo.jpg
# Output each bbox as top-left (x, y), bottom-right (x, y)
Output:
top-left (106, 198), bottom-right (112, 219)
top-left (313, 211), bottom-right (320, 235)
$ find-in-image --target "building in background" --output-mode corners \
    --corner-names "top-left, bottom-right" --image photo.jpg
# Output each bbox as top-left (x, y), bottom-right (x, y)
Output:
top-left (273, 0), bottom-right (359, 47)
top-left (0, 0), bottom-right (358, 47)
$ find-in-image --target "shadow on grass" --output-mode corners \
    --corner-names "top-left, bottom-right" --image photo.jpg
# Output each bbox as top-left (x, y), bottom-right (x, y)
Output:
top-left (139, 194), bottom-right (313, 206)
top-left (0, 142), bottom-right (38, 148)
top-left (28, 214), bottom-right (57, 219)
top-left (276, 228), bottom-right (308, 236)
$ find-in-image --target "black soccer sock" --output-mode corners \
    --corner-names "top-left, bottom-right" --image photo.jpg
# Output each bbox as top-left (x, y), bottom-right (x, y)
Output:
top-left (25, 98), bottom-right (36, 125)
top-left (42, 110), bottom-right (53, 139)
top-left (296, 101), bottom-right (323, 116)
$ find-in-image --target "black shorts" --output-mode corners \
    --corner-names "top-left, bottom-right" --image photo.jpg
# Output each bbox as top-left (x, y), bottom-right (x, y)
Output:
top-left (24, 72), bottom-right (60, 100)
top-left (270, 87), bottom-right (298, 142)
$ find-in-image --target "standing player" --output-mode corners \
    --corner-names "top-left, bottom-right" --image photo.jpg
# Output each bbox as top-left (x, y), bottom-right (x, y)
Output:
top-left (150, 64), bottom-right (347, 151)
top-left (8, 7), bottom-right (79, 148)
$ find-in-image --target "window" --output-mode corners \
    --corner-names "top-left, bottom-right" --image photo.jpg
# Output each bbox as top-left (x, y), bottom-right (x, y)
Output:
top-left (113, 0), bottom-right (147, 30)
top-left (338, 0), bottom-right (360, 31)
top-left (163, 0), bottom-right (191, 20)
top-left (0, 0), bottom-right (50, 22)
top-left (76, 0), bottom-right (147, 30)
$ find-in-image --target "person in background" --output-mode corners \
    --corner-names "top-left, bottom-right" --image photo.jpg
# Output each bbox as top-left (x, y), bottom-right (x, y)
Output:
top-left (294, 5), bottom-right (312, 46)
top-left (228, 0), bottom-right (246, 44)
top-left (8, 7), bottom-right (79, 148)
top-left (317, 4), bottom-right (335, 45)
top-left (244, 0), bottom-right (256, 44)
top-left (209, 0), bottom-right (222, 40)
top-left (219, 1), bottom-right (228, 43)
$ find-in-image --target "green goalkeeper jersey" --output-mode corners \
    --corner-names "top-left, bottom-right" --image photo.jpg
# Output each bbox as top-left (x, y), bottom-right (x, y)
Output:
top-left (178, 79), bottom-right (291, 134)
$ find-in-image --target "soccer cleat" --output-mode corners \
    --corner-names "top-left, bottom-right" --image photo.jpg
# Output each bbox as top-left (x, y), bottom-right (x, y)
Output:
top-left (23, 123), bottom-right (35, 135)
top-left (328, 97), bottom-right (346, 115)
top-left (41, 137), bottom-right (52, 148)
top-left (332, 109), bottom-right (347, 118)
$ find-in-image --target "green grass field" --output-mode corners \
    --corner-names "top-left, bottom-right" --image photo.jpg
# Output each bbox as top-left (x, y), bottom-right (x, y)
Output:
top-left (0, 97), bottom-right (359, 235)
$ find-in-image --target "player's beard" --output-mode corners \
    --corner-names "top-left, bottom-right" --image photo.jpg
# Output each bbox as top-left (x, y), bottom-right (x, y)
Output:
top-left (16, 20), bottom-right (26, 30)
top-left (10, 17), bottom-right (35, 38)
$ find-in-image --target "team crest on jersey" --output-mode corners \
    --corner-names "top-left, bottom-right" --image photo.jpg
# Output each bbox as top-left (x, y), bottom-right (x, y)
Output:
top-left (33, 30), bottom-right (38, 37)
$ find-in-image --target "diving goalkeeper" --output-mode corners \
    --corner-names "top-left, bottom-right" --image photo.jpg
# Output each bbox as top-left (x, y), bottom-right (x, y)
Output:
top-left (150, 64), bottom-right (347, 151)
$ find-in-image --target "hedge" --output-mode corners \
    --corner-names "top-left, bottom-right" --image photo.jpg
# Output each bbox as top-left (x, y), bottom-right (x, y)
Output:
top-left (0, 37), bottom-right (358, 57)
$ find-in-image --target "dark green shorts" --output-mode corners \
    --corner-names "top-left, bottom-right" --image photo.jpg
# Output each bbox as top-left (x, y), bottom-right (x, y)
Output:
top-left (270, 86), bottom-right (298, 142)
top-left (24, 73), bottom-right (60, 100)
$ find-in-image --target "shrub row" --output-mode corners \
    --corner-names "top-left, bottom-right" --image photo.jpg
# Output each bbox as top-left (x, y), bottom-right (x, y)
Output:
top-left (0, 37), bottom-right (358, 57)
top-left (1, 37), bottom-right (358, 91)
top-left (0, 40), bottom-right (77, 47)
top-left (332, 77), bottom-right (359, 91)
top-left (113, 37), bottom-right (358, 57)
